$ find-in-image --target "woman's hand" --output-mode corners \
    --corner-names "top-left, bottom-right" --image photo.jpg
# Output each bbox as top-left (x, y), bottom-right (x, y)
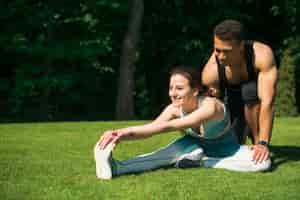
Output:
top-left (98, 130), bottom-right (122, 150)
top-left (98, 128), bottom-right (133, 150)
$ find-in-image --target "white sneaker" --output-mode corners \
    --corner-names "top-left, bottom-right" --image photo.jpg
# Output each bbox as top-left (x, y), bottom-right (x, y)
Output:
top-left (175, 148), bottom-right (204, 168)
top-left (94, 142), bottom-right (114, 180)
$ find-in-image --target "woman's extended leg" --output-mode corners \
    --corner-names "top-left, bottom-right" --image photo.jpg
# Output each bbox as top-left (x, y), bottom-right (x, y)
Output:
top-left (202, 145), bottom-right (271, 172)
top-left (113, 135), bottom-right (203, 176)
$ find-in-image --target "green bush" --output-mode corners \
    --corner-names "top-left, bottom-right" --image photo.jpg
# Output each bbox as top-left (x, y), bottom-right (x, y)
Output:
top-left (275, 37), bottom-right (300, 116)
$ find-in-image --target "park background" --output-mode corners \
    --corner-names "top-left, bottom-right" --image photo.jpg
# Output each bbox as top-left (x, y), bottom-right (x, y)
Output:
top-left (1, 1), bottom-right (300, 200)
top-left (0, 0), bottom-right (299, 122)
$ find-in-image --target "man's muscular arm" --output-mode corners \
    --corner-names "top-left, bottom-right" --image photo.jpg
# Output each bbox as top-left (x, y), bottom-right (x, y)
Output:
top-left (252, 42), bottom-right (278, 162)
top-left (256, 42), bottom-right (278, 142)
top-left (201, 54), bottom-right (220, 97)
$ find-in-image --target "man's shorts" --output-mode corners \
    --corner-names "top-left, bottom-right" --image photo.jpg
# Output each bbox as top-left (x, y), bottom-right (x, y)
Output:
top-left (241, 81), bottom-right (260, 107)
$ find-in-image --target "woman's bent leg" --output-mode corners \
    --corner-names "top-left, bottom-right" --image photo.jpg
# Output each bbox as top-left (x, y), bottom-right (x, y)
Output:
top-left (202, 145), bottom-right (271, 172)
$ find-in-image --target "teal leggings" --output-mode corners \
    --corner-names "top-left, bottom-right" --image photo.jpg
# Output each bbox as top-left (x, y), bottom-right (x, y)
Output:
top-left (114, 131), bottom-right (250, 175)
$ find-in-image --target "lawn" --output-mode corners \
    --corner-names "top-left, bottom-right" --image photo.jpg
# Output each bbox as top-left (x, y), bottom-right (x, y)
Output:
top-left (1, 118), bottom-right (300, 200)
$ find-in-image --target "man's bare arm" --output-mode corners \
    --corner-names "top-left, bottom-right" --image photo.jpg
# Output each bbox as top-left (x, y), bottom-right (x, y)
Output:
top-left (201, 54), bottom-right (220, 97)
top-left (256, 43), bottom-right (278, 143)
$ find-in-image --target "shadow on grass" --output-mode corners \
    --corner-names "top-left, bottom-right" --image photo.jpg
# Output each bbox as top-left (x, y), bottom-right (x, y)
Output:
top-left (269, 145), bottom-right (300, 171)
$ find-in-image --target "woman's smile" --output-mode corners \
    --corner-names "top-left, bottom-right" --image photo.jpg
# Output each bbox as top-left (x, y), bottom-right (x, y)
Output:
top-left (169, 74), bottom-right (197, 108)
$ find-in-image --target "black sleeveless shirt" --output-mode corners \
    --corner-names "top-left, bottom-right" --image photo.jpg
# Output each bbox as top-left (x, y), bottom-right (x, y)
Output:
top-left (215, 40), bottom-right (257, 120)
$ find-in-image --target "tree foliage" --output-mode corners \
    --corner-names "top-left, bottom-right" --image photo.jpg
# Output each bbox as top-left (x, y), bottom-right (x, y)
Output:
top-left (0, 0), bottom-right (298, 121)
top-left (0, 0), bottom-right (128, 121)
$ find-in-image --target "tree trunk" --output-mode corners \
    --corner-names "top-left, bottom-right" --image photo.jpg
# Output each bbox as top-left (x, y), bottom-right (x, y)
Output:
top-left (115, 0), bottom-right (144, 120)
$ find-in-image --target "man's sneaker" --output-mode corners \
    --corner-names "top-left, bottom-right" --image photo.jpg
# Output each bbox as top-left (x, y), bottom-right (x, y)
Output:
top-left (175, 148), bottom-right (204, 168)
top-left (94, 142), bottom-right (114, 180)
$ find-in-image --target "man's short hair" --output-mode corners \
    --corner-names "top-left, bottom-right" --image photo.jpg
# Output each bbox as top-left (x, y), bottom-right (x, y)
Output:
top-left (214, 19), bottom-right (246, 42)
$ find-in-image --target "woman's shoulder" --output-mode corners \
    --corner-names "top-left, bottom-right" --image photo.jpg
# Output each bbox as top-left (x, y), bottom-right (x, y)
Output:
top-left (198, 96), bottom-right (225, 118)
top-left (198, 96), bottom-right (218, 110)
top-left (199, 96), bottom-right (220, 105)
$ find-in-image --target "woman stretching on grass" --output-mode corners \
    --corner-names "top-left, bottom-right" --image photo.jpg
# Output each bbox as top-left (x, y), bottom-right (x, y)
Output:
top-left (94, 65), bottom-right (271, 180)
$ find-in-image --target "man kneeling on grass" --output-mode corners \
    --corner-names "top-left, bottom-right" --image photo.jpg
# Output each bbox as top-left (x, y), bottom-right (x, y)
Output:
top-left (94, 66), bottom-right (271, 180)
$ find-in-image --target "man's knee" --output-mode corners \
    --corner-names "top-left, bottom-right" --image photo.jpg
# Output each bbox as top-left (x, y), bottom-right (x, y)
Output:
top-left (245, 103), bottom-right (260, 113)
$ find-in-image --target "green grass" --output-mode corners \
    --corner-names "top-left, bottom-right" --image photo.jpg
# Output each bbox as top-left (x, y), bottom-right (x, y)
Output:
top-left (0, 118), bottom-right (300, 200)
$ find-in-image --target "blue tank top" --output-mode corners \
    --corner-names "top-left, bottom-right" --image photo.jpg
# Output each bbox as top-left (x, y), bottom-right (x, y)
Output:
top-left (181, 96), bottom-right (231, 139)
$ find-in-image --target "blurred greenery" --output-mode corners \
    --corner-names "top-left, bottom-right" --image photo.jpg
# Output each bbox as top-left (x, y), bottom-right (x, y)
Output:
top-left (0, 0), bottom-right (298, 122)
top-left (276, 37), bottom-right (300, 116)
